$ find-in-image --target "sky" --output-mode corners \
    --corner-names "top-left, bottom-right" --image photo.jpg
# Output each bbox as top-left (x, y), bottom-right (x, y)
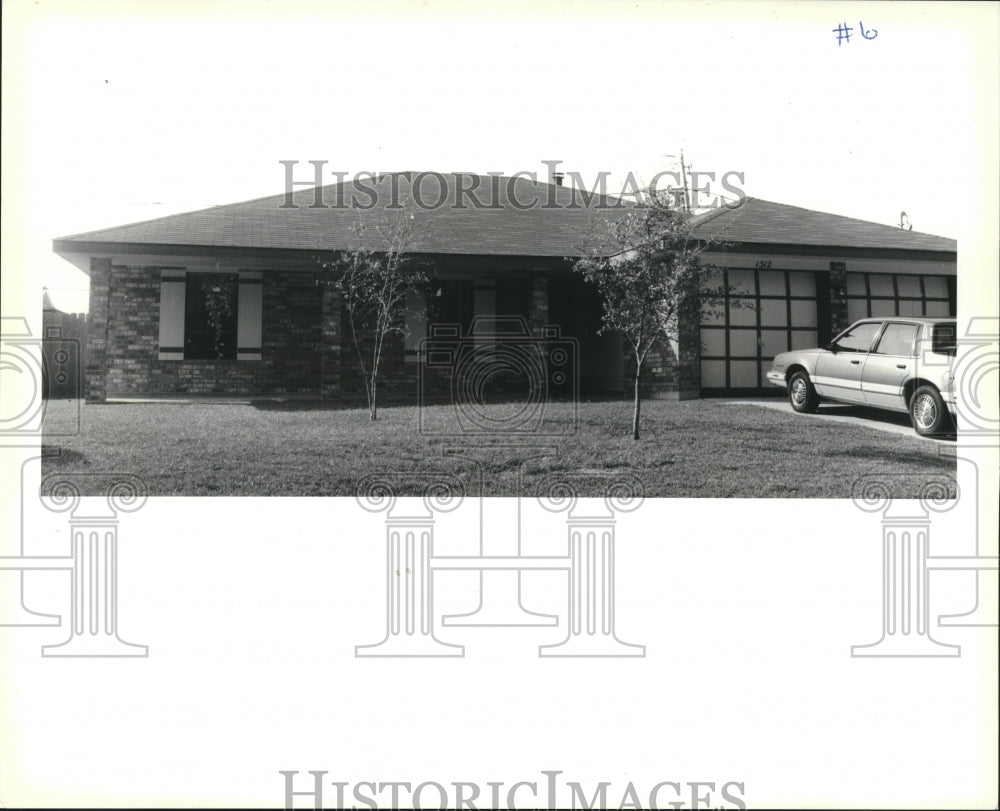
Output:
top-left (3, 0), bottom-right (997, 314)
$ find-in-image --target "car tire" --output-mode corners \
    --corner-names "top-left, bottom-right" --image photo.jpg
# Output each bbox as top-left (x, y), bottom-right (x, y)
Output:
top-left (788, 371), bottom-right (819, 413)
top-left (910, 385), bottom-right (951, 436)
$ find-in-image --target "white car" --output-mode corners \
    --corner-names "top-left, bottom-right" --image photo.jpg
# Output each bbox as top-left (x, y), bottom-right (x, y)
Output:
top-left (765, 317), bottom-right (956, 436)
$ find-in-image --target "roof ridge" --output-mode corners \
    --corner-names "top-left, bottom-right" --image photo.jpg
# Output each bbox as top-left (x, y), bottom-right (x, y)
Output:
top-left (54, 172), bottom-right (629, 243)
top-left (687, 196), bottom-right (752, 229)
top-left (742, 196), bottom-right (954, 241)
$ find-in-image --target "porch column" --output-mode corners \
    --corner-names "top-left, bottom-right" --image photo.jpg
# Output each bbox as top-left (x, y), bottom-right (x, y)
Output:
top-left (629, 330), bottom-right (700, 401)
top-left (674, 296), bottom-right (702, 399)
top-left (529, 274), bottom-right (549, 336)
top-left (85, 257), bottom-right (112, 403)
top-left (320, 285), bottom-right (342, 399)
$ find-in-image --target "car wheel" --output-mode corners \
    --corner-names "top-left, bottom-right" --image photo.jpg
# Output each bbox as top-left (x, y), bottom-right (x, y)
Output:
top-left (910, 385), bottom-right (951, 436)
top-left (788, 371), bottom-right (819, 413)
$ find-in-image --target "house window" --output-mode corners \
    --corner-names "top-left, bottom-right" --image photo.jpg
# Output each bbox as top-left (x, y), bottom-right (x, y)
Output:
top-left (184, 273), bottom-right (238, 360)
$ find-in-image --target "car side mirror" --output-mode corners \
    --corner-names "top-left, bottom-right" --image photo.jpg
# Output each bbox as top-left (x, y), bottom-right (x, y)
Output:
top-left (824, 342), bottom-right (838, 353)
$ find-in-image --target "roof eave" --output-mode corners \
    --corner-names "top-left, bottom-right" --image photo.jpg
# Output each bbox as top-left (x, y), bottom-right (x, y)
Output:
top-left (700, 239), bottom-right (956, 261)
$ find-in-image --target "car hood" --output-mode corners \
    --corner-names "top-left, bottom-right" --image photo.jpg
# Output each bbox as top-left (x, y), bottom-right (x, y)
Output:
top-left (771, 348), bottom-right (825, 367)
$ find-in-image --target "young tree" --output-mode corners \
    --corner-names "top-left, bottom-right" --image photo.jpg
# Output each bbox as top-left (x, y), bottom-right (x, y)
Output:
top-left (321, 207), bottom-right (427, 421)
top-left (574, 190), bottom-right (741, 440)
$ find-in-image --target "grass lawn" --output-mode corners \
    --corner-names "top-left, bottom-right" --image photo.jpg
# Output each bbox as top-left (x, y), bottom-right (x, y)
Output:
top-left (40, 397), bottom-right (956, 498)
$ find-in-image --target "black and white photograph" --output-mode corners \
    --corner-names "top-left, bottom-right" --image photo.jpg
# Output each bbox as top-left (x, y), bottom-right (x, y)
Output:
top-left (2, 0), bottom-right (997, 808)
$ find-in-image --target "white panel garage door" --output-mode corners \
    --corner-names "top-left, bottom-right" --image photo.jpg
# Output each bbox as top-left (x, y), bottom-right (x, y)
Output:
top-left (846, 272), bottom-right (954, 321)
top-left (700, 268), bottom-right (819, 392)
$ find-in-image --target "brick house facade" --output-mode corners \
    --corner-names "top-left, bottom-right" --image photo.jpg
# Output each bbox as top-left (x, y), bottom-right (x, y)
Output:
top-left (53, 175), bottom-right (956, 403)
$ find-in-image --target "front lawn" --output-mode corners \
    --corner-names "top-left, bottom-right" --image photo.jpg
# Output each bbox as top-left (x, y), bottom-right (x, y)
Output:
top-left (40, 398), bottom-right (956, 497)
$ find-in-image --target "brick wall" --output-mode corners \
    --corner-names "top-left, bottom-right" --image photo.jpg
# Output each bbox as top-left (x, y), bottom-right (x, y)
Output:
top-left (622, 320), bottom-right (701, 401)
top-left (90, 263), bottom-right (703, 403)
top-left (96, 266), bottom-right (324, 397)
top-left (623, 335), bottom-right (697, 400)
top-left (85, 257), bottom-right (112, 402)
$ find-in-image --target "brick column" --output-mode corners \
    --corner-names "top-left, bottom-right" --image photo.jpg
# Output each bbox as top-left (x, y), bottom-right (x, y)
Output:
top-left (628, 327), bottom-right (700, 401)
top-left (85, 257), bottom-right (111, 403)
top-left (674, 307), bottom-right (701, 399)
top-left (320, 284), bottom-right (342, 399)
top-left (529, 274), bottom-right (549, 335)
top-left (828, 261), bottom-right (849, 336)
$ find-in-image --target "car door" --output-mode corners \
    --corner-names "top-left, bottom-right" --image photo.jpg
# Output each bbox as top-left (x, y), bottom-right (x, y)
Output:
top-left (862, 321), bottom-right (919, 410)
top-left (813, 321), bottom-right (883, 402)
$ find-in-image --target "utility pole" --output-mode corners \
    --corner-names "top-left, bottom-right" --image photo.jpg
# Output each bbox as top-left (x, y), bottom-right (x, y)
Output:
top-left (679, 148), bottom-right (691, 213)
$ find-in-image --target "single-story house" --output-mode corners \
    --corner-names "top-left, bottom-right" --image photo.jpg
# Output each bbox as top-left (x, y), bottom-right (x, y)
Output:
top-left (52, 173), bottom-right (956, 402)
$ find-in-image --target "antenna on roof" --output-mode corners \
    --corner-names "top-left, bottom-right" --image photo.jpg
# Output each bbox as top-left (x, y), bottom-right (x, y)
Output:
top-left (899, 211), bottom-right (913, 230)
top-left (679, 149), bottom-right (690, 213)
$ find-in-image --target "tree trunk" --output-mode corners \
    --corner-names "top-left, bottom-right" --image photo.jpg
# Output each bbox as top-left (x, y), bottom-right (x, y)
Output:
top-left (632, 367), bottom-right (642, 440)
top-left (369, 342), bottom-right (380, 421)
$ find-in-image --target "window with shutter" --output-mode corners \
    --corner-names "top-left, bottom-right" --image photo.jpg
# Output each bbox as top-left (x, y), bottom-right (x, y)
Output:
top-left (158, 273), bottom-right (186, 360)
top-left (236, 271), bottom-right (263, 361)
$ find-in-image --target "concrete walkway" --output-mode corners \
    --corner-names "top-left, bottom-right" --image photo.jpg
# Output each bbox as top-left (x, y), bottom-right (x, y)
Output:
top-left (709, 397), bottom-right (955, 442)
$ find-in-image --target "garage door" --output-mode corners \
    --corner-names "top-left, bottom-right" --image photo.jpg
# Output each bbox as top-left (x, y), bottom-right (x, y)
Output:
top-left (846, 272), bottom-right (954, 321)
top-left (700, 268), bottom-right (819, 392)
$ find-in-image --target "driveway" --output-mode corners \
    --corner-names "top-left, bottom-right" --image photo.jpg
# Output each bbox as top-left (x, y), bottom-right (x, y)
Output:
top-left (711, 398), bottom-right (956, 442)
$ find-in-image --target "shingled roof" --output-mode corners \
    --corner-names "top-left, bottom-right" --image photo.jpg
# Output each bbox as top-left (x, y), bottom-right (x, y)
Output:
top-left (53, 174), bottom-right (956, 261)
top-left (53, 173), bottom-right (629, 259)
top-left (690, 197), bottom-right (956, 253)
